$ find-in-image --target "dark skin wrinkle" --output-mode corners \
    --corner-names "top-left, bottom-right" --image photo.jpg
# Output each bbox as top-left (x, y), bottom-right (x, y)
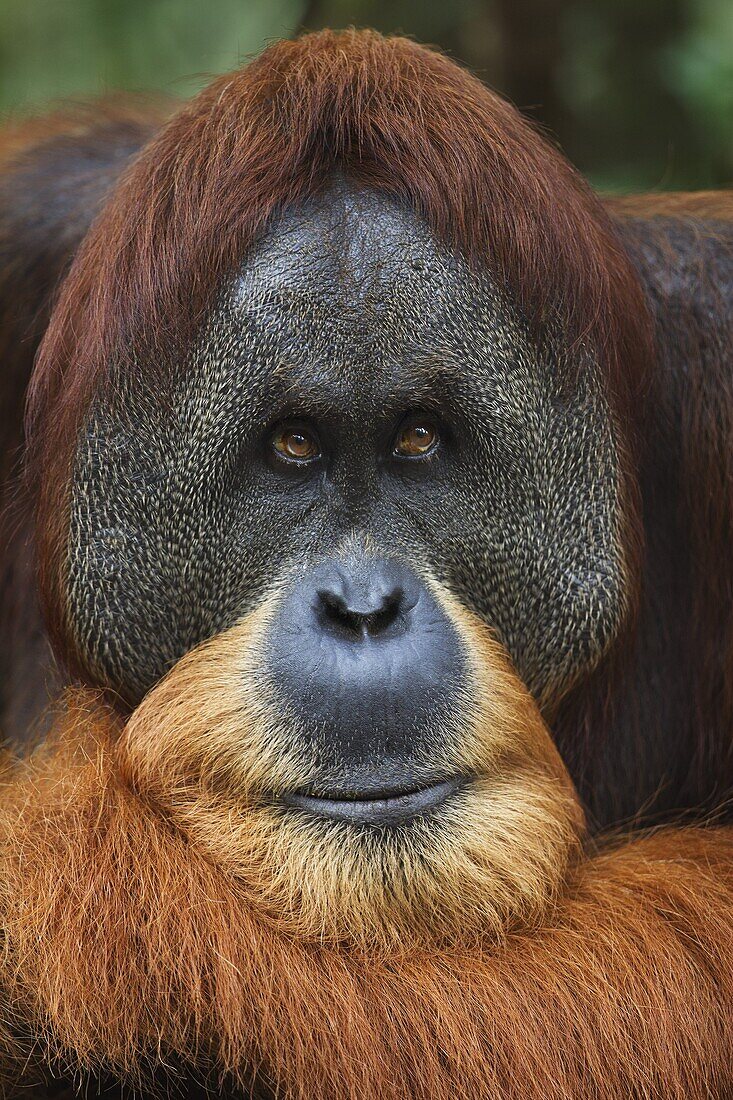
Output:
top-left (69, 180), bottom-right (625, 722)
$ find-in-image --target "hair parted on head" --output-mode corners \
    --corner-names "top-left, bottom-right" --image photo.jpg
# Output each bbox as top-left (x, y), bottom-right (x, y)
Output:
top-left (24, 28), bottom-right (651, 667)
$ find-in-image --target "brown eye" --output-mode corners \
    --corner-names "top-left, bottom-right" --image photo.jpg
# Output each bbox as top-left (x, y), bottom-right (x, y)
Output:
top-left (271, 425), bottom-right (320, 463)
top-left (393, 419), bottom-right (439, 459)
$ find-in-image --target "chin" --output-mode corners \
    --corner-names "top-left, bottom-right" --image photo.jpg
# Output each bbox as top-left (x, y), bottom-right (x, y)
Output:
top-left (0, 574), bottom-right (585, 1091)
top-left (115, 580), bottom-right (584, 949)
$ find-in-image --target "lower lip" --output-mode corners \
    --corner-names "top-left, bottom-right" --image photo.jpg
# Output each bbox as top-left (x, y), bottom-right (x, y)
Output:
top-left (282, 778), bottom-right (463, 826)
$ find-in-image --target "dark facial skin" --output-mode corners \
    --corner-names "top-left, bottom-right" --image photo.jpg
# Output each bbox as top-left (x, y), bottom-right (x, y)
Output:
top-left (69, 179), bottom-right (625, 809)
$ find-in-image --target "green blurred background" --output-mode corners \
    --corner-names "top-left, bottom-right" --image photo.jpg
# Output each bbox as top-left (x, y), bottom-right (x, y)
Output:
top-left (0, 0), bottom-right (730, 191)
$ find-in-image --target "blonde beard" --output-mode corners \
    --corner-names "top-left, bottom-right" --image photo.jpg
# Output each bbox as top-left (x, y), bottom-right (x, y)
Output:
top-left (2, 697), bottom-right (732, 1099)
top-left (0, 578), bottom-right (590, 1092)
top-left (116, 581), bottom-right (584, 948)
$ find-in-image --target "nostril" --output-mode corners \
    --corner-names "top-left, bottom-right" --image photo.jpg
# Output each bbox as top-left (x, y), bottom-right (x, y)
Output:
top-left (316, 586), bottom-right (406, 638)
top-left (318, 590), bottom-right (364, 637)
top-left (363, 591), bottom-right (403, 635)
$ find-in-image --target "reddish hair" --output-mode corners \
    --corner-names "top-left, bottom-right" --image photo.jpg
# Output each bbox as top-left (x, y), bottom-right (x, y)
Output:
top-left (25, 29), bottom-right (651, 666)
top-left (2, 693), bottom-right (732, 1099)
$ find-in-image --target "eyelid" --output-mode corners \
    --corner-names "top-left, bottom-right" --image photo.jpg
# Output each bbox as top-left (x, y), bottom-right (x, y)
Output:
top-left (269, 419), bottom-right (322, 466)
top-left (392, 414), bottom-right (441, 459)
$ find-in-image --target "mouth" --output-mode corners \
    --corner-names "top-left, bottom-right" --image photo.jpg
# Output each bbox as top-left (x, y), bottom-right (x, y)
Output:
top-left (281, 777), bottom-right (464, 826)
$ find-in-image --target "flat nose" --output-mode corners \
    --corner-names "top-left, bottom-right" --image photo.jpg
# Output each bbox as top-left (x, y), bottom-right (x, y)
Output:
top-left (265, 557), bottom-right (466, 769)
top-left (315, 565), bottom-right (415, 640)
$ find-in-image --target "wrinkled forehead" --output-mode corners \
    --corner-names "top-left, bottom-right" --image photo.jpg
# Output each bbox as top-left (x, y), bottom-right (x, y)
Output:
top-left (216, 180), bottom-right (525, 401)
top-left (237, 180), bottom-right (460, 307)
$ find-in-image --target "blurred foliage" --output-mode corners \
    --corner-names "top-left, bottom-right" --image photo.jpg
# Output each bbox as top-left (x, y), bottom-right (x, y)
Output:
top-left (0, 0), bottom-right (730, 191)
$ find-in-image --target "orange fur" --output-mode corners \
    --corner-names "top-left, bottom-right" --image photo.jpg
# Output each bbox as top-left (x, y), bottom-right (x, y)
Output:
top-left (2, 29), bottom-right (731, 1098)
top-left (1, 693), bottom-right (732, 1099)
top-left (25, 29), bottom-right (650, 670)
top-left (115, 584), bottom-right (582, 948)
